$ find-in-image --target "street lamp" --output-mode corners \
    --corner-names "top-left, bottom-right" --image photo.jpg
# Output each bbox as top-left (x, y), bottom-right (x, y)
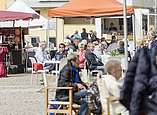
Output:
top-left (123, 0), bottom-right (128, 70)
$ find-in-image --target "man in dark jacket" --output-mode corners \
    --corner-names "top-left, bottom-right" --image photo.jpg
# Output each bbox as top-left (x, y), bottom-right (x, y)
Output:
top-left (55, 53), bottom-right (88, 115)
top-left (54, 43), bottom-right (67, 61)
top-left (85, 43), bottom-right (104, 72)
top-left (81, 28), bottom-right (88, 41)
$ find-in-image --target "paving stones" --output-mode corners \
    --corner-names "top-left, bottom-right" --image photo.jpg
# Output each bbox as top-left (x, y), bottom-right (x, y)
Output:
top-left (0, 74), bottom-right (57, 115)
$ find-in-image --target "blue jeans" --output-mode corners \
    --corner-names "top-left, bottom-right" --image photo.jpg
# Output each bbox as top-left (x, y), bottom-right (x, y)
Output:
top-left (73, 89), bottom-right (88, 115)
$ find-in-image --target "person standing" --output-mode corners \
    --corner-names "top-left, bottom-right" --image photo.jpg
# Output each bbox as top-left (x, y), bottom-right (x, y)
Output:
top-left (81, 28), bottom-right (88, 41)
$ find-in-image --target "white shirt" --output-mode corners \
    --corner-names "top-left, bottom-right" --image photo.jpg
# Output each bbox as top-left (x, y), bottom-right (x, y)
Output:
top-left (35, 47), bottom-right (49, 63)
top-left (97, 74), bottom-right (128, 115)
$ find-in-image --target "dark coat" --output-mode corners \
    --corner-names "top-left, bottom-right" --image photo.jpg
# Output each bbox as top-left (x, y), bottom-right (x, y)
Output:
top-left (144, 46), bottom-right (157, 115)
top-left (55, 63), bottom-right (83, 100)
top-left (129, 47), bottom-right (150, 115)
top-left (120, 49), bottom-right (141, 110)
top-left (120, 46), bottom-right (157, 115)
top-left (54, 51), bottom-right (67, 61)
top-left (85, 50), bottom-right (104, 71)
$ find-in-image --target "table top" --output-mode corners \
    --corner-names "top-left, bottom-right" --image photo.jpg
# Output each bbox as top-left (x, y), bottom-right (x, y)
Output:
top-left (44, 60), bottom-right (60, 64)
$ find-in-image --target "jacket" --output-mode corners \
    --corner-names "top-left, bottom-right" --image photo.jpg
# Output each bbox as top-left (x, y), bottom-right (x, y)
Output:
top-left (120, 49), bottom-right (140, 109)
top-left (144, 46), bottom-right (157, 115)
top-left (55, 63), bottom-right (83, 100)
top-left (129, 47), bottom-right (150, 115)
top-left (85, 50), bottom-right (104, 70)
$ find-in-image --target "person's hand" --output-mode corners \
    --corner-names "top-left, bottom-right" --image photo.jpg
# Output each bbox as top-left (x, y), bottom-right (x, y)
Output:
top-left (76, 83), bottom-right (86, 90)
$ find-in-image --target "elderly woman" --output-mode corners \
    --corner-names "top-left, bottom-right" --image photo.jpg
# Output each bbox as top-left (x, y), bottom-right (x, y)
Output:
top-left (97, 59), bottom-right (128, 115)
top-left (78, 43), bottom-right (86, 69)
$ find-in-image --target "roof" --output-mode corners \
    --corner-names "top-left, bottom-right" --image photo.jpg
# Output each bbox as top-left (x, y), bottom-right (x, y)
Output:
top-left (0, 10), bottom-right (39, 22)
top-left (48, 0), bottom-right (134, 17)
top-left (6, 0), bottom-right (48, 28)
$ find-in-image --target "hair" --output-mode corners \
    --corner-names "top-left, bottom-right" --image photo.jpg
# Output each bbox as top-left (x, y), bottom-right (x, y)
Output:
top-left (67, 52), bottom-right (78, 61)
top-left (78, 43), bottom-right (85, 48)
top-left (59, 43), bottom-right (65, 48)
top-left (105, 60), bottom-right (121, 75)
top-left (82, 28), bottom-right (86, 31)
top-left (119, 41), bottom-right (124, 47)
top-left (111, 36), bottom-right (117, 43)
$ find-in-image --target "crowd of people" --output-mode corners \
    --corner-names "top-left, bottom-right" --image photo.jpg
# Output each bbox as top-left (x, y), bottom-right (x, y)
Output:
top-left (32, 25), bottom-right (157, 115)
top-left (32, 27), bottom-right (134, 115)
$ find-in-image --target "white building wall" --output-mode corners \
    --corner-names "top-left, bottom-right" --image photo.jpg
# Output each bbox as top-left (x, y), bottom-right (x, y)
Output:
top-left (117, 0), bottom-right (155, 8)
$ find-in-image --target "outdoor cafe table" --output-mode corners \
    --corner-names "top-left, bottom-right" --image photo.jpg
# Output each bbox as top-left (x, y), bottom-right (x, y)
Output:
top-left (44, 60), bottom-right (60, 75)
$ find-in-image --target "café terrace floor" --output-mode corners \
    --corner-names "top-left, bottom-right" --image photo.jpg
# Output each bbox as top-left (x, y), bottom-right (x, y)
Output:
top-left (0, 73), bottom-right (56, 115)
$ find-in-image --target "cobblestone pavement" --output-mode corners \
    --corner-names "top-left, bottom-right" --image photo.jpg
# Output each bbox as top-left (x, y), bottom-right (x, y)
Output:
top-left (0, 74), bottom-right (57, 115)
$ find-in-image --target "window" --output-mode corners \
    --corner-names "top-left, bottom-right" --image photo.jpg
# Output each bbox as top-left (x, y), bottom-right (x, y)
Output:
top-left (31, 37), bottom-right (40, 47)
top-left (49, 37), bottom-right (56, 49)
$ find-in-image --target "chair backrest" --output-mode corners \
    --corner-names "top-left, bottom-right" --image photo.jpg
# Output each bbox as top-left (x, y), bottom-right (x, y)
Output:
top-left (97, 75), bottom-right (110, 115)
top-left (29, 57), bottom-right (37, 64)
top-left (29, 57), bottom-right (44, 73)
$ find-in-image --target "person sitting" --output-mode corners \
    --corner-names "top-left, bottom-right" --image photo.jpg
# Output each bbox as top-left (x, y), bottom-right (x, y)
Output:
top-left (55, 53), bottom-right (89, 115)
top-left (81, 28), bottom-right (88, 41)
top-left (35, 41), bottom-right (53, 71)
top-left (107, 36), bottom-right (119, 52)
top-left (71, 30), bottom-right (82, 41)
top-left (85, 43), bottom-right (104, 73)
top-left (78, 43), bottom-right (86, 69)
top-left (35, 41), bottom-right (50, 63)
top-left (100, 60), bottom-right (128, 115)
top-left (109, 22), bottom-right (117, 32)
top-left (117, 41), bottom-right (131, 62)
top-left (54, 43), bottom-right (67, 61)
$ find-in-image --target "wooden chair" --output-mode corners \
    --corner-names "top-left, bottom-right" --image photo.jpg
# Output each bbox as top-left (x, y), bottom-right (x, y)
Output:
top-left (43, 73), bottom-right (73, 115)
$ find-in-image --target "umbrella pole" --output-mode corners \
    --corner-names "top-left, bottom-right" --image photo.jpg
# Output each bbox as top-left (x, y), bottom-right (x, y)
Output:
top-left (123, 0), bottom-right (128, 70)
top-left (132, 14), bottom-right (136, 51)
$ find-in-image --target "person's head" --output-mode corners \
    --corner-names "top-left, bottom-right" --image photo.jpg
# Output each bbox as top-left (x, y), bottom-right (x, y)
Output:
top-left (87, 42), bottom-right (95, 51)
top-left (39, 41), bottom-right (47, 51)
top-left (64, 39), bottom-right (71, 47)
top-left (93, 40), bottom-right (99, 46)
top-left (105, 60), bottom-right (122, 80)
top-left (59, 43), bottom-right (65, 52)
top-left (78, 43), bottom-right (85, 51)
top-left (67, 53), bottom-right (79, 68)
top-left (75, 30), bottom-right (78, 34)
top-left (111, 36), bottom-right (117, 43)
top-left (118, 41), bottom-right (124, 48)
top-left (82, 28), bottom-right (86, 32)
top-left (110, 22), bottom-right (114, 27)
top-left (73, 39), bottom-right (80, 46)
top-left (147, 31), bottom-right (156, 41)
